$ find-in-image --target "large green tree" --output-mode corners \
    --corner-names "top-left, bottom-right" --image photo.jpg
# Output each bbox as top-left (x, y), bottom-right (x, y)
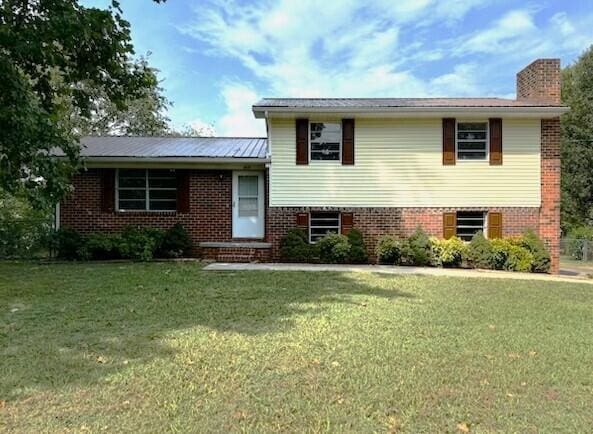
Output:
top-left (0, 0), bottom-right (164, 207)
top-left (561, 45), bottom-right (593, 230)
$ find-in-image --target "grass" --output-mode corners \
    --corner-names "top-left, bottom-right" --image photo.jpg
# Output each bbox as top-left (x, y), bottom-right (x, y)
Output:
top-left (1, 262), bottom-right (593, 433)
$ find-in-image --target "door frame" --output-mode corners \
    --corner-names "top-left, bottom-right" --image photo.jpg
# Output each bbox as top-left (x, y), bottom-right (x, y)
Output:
top-left (232, 170), bottom-right (265, 239)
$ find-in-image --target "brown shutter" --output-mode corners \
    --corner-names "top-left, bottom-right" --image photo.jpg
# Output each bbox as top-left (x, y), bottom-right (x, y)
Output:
top-left (488, 212), bottom-right (502, 239)
top-left (176, 170), bottom-right (190, 213)
top-left (340, 212), bottom-right (353, 234)
top-left (101, 169), bottom-right (115, 213)
top-left (443, 212), bottom-right (456, 239)
top-left (489, 118), bottom-right (502, 165)
top-left (442, 118), bottom-right (456, 165)
top-left (296, 212), bottom-right (309, 230)
top-left (296, 118), bottom-right (309, 165)
top-left (342, 119), bottom-right (354, 165)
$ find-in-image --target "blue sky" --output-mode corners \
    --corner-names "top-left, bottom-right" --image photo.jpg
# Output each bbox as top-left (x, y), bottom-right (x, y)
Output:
top-left (82, 0), bottom-right (593, 137)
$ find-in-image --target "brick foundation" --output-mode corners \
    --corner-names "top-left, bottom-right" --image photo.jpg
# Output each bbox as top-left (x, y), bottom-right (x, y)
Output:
top-left (266, 206), bottom-right (542, 262)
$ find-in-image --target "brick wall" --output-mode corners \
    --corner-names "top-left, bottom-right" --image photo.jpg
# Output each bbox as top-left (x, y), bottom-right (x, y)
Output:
top-left (540, 118), bottom-right (561, 273)
top-left (61, 168), bottom-right (235, 256)
top-left (516, 58), bottom-right (561, 105)
top-left (266, 206), bottom-right (540, 261)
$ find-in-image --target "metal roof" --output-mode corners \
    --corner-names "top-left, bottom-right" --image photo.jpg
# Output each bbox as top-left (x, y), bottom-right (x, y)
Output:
top-left (253, 97), bottom-right (560, 109)
top-left (76, 136), bottom-right (268, 161)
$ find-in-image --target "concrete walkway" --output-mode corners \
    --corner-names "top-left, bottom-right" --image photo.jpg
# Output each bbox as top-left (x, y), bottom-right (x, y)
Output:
top-left (204, 262), bottom-right (593, 285)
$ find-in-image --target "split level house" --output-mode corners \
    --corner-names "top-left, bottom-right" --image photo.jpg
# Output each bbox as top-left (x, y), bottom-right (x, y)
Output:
top-left (59, 58), bottom-right (567, 272)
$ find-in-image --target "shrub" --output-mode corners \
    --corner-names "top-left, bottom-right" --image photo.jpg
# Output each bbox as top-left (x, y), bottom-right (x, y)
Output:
top-left (158, 223), bottom-right (192, 258)
top-left (86, 233), bottom-right (121, 260)
top-left (467, 231), bottom-right (493, 269)
top-left (347, 229), bottom-right (368, 264)
top-left (316, 233), bottom-right (351, 264)
top-left (279, 228), bottom-right (313, 262)
top-left (51, 228), bottom-right (86, 260)
top-left (375, 235), bottom-right (401, 265)
top-left (431, 237), bottom-right (467, 268)
top-left (519, 230), bottom-right (550, 273)
top-left (118, 226), bottom-right (164, 261)
top-left (490, 238), bottom-right (533, 272)
top-left (401, 227), bottom-right (432, 266)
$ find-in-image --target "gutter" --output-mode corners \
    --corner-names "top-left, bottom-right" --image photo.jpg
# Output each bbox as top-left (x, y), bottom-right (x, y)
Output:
top-left (252, 106), bottom-right (570, 119)
top-left (70, 156), bottom-right (270, 164)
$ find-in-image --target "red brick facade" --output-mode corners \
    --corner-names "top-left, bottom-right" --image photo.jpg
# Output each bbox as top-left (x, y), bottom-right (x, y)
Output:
top-left (266, 206), bottom-right (542, 262)
top-left (540, 118), bottom-right (561, 273)
top-left (516, 59), bottom-right (561, 105)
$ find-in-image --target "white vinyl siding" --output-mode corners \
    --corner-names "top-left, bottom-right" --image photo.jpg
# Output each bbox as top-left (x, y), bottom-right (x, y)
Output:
top-left (268, 117), bottom-right (541, 207)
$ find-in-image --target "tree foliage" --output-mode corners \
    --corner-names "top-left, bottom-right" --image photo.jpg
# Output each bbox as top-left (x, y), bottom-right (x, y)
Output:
top-left (0, 0), bottom-right (164, 207)
top-left (561, 45), bottom-right (593, 230)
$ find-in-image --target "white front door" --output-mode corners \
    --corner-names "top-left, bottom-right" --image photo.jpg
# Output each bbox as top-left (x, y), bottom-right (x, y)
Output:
top-left (232, 171), bottom-right (265, 238)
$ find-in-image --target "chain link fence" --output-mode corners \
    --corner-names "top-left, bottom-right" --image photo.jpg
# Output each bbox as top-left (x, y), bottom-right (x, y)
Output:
top-left (560, 238), bottom-right (593, 262)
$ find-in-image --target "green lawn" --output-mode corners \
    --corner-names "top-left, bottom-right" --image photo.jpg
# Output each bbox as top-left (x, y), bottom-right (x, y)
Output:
top-left (1, 262), bottom-right (592, 433)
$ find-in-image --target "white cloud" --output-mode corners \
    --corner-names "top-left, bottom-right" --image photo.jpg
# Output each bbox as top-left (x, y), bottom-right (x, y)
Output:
top-left (189, 119), bottom-right (216, 137)
top-left (180, 1), bottom-right (593, 133)
top-left (218, 83), bottom-right (266, 137)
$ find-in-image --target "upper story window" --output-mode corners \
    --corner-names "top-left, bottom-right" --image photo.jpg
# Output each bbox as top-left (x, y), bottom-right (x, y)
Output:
top-left (457, 121), bottom-right (488, 161)
top-left (117, 169), bottom-right (177, 211)
top-left (310, 122), bottom-right (341, 161)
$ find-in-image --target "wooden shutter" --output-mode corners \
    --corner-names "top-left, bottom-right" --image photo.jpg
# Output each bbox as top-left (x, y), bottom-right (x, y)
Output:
top-left (489, 118), bottom-right (502, 165)
top-left (488, 212), bottom-right (502, 239)
top-left (296, 118), bottom-right (309, 165)
top-left (342, 119), bottom-right (355, 165)
top-left (443, 212), bottom-right (456, 239)
top-left (101, 169), bottom-right (115, 213)
top-left (340, 212), bottom-right (354, 234)
top-left (176, 170), bottom-right (190, 213)
top-left (296, 212), bottom-right (309, 230)
top-left (442, 118), bottom-right (456, 165)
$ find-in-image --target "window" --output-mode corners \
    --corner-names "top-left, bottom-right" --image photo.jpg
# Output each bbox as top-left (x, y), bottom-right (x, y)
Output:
top-left (457, 121), bottom-right (488, 160)
top-left (117, 169), bottom-right (177, 211)
top-left (456, 211), bottom-right (485, 241)
top-left (310, 122), bottom-right (341, 161)
top-left (309, 211), bottom-right (340, 243)
top-left (237, 175), bottom-right (259, 217)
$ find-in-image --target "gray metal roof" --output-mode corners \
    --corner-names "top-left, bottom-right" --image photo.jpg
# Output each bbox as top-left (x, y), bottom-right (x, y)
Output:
top-left (253, 97), bottom-right (560, 109)
top-left (77, 136), bottom-right (268, 160)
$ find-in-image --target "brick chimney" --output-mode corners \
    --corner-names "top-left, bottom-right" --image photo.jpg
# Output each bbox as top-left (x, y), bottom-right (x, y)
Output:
top-left (516, 58), bottom-right (561, 105)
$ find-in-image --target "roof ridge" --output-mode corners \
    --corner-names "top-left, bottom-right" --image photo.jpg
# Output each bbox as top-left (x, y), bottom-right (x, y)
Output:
top-left (82, 135), bottom-right (267, 139)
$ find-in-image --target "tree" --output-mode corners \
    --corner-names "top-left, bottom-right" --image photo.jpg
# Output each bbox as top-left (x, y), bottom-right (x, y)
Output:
top-left (0, 0), bottom-right (164, 207)
top-left (65, 56), bottom-right (171, 137)
top-left (561, 45), bottom-right (593, 230)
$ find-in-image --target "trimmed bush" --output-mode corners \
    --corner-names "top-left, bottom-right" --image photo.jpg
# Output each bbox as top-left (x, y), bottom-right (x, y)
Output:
top-left (401, 227), bottom-right (432, 266)
top-left (316, 233), bottom-right (351, 264)
top-left (347, 229), bottom-right (368, 264)
top-left (279, 228), bottom-right (313, 262)
top-left (519, 230), bottom-right (551, 273)
top-left (375, 235), bottom-right (401, 265)
top-left (431, 237), bottom-right (467, 268)
top-left (86, 233), bottom-right (121, 260)
top-left (467, 231), bottom-right (493, 269)
top-left (490, 238), bottom-right (533, 272)
top-left (119, 226), bottom-right (164, 261)
top-left (51, 228), bottom-right (85, 260)
top-left (158, 223), bottom-right (192, 258)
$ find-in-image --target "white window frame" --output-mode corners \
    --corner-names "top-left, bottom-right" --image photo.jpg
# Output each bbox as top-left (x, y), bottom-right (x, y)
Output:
top-left (309, 121), bottom-right (342, 163)
top-left (456, 211), bottom-right (487, 241)
top-left (455, 120), bottom-right (489, 162)
top-left (309, 211), bottom-right (341, 243)
top-left (115, 169), bottom-right (177, 212)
